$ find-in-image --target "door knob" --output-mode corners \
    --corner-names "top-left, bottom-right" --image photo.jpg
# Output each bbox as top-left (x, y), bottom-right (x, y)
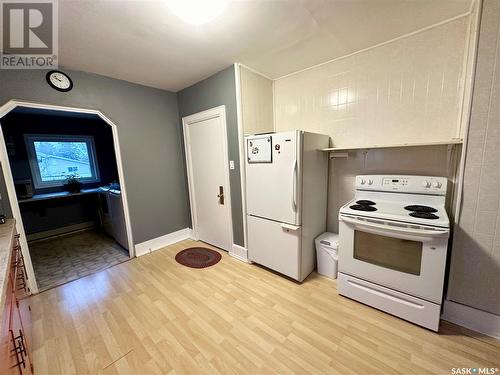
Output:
top-left (217, 186), bottom-right (224, 205)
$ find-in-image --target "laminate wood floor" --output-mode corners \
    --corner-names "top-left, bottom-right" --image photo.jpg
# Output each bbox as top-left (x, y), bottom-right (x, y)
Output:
top-left (26, 239), bottom-right (500, 374)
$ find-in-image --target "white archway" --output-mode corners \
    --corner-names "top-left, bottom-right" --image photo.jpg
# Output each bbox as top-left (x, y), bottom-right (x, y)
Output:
top-left (0, 100), bottom-right (135, 294)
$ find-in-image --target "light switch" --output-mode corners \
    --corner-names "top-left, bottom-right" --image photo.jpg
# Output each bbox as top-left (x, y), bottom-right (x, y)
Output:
top-left (229, 160), bottom-right (235, 170)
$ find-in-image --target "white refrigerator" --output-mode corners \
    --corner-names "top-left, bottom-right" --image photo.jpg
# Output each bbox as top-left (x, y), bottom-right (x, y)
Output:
top-left (245, 130), bottom-right (329, 281)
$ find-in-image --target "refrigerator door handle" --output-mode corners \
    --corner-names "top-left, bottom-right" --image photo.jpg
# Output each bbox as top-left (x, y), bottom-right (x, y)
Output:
top-left (281, 223), bottom-right (300, 231)
top-left (291, 158), bottom-right (297, 212)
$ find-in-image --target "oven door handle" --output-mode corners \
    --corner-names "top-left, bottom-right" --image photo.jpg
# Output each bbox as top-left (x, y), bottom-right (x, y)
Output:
top-left (340, 215), bottom-right (449, 239)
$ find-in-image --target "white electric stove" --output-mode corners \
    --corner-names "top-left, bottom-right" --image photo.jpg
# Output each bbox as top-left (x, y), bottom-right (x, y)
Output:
top-left (337, 175), bottom-right (450, 331)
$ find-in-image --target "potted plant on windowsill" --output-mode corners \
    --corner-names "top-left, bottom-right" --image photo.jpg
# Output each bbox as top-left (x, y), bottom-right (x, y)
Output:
top-left (64, 174), bottom-right (83, 193)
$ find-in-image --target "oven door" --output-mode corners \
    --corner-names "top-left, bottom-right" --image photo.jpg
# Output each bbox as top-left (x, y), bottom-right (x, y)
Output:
top-left (338, 214), bottom-right (449, 303)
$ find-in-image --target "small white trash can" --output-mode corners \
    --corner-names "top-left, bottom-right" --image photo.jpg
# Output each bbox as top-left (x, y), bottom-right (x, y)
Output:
top-left (315, 232), bottom-right (339, 279)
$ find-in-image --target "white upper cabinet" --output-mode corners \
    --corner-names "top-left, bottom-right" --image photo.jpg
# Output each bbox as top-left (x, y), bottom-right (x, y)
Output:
top-left (239, 66), bottom-right (274, 136)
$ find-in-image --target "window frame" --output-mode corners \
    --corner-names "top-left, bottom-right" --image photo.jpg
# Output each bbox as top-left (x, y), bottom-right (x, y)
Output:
top-left (24, 134), bottom-right (100, 189)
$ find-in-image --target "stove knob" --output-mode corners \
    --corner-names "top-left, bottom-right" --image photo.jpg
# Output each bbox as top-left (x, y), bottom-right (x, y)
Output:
top-left (422, 180), bottom-right (431, 188)
top-left (368, 179), bottom-right (374, 185)
top-left (432, 181), bottom-right (442, 188)
top-left (360, 178), bottom-right (366, 185)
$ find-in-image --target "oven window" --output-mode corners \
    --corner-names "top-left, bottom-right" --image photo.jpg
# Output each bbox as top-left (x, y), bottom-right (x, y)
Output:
top-left (354, 231), bottom-right (422, 275)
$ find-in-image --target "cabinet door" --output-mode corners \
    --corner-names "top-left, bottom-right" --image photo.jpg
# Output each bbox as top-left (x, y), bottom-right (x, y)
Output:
top-left (4, 235), bottom-right (34, 375)
top-left (0, 271), bottom-right (16, 374)
top-left (10, 300), bottom-right (33, 374)
top-left (17, 299), bottom-right (32, 362)
top-left (108, 193), bottom-right (128, 249)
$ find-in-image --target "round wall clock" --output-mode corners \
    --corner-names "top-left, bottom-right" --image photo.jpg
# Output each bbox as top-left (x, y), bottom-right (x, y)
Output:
top-left (46, 70), bottom-right (73, 92)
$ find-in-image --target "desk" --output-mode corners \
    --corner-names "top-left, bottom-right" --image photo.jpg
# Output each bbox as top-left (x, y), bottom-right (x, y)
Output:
top-left (18, 188), bottom-right (100, 203)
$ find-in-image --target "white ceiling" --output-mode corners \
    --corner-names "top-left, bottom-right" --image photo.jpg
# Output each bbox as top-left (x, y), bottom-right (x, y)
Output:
top-left (59, 0), bottom-right (472, 92)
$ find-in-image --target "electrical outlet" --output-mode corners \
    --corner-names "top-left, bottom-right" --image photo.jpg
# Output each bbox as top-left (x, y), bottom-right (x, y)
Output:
top-left (229, 160), bottom-right (235, 170)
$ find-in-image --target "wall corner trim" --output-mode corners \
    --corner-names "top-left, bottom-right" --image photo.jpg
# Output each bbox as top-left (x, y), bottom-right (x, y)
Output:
top-left (442, 300), bottom-right (500, 340)
top-left (135, 228), bottom-right (193, 257)
top-left (234, 63), bottom-right (248, 248)
top-left (229, 244), bottom-right (250, 263)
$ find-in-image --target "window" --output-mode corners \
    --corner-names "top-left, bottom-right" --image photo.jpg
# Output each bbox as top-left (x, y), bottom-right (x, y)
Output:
top-left (25, 134), bottom-right (100, 188)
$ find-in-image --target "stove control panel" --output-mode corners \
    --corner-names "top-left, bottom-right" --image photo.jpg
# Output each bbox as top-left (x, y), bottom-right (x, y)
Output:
top-left (382, 177), bottom-right (409, 188)
top-left (356, 175), bottom-right (447, 195)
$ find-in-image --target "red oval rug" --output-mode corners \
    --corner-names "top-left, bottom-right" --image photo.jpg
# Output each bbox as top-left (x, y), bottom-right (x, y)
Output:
top-left (175, 247), bottom-right (222, 269)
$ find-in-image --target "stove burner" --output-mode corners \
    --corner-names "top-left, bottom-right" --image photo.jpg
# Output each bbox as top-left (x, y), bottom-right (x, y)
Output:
top-left (409, 212), bottom-right (439, 220)
top-left (356, 200), bottom-right (376, 206)
top-left (404, 205), bottom-right (438, 213)
top-left (350, 204), bottom-right (377, 212)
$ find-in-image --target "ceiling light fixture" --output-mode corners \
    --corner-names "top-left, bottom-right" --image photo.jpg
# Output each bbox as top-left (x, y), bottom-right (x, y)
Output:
top-left (166, 0), bottom-right (228, 25)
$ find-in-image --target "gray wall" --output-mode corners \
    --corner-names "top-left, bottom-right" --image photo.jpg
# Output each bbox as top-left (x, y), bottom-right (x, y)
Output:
top-left (447, 0), bottom-right (500, 315)
top-left (0, 167), bottom-right (13, 218)
top-left (0, 68), bottom-right (190, 244)
top-left (177, 65), bottom-right (244, 247)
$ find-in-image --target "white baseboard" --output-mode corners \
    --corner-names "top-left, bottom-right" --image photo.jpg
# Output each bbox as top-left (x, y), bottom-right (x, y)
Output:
top-left (442, 300), bottom-right (500, 340)
top-left (229, 244), bottom-right (250, 263)
top-left (27, 221), bottom-right (96, 242)
top-left (135, 228), bottom-right (193, 257)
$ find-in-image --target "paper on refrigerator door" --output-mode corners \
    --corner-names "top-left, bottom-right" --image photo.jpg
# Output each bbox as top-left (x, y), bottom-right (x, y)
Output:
top-left (247, 135), bottom-right (272, 163)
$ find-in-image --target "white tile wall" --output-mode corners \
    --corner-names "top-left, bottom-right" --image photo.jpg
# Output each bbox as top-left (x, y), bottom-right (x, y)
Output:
top-left (447, 0), bottom-right (500, 316)
top-left (274, 17), bottom-right (469, 147)
top-left (269, 14), bottom-right (469, 241)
